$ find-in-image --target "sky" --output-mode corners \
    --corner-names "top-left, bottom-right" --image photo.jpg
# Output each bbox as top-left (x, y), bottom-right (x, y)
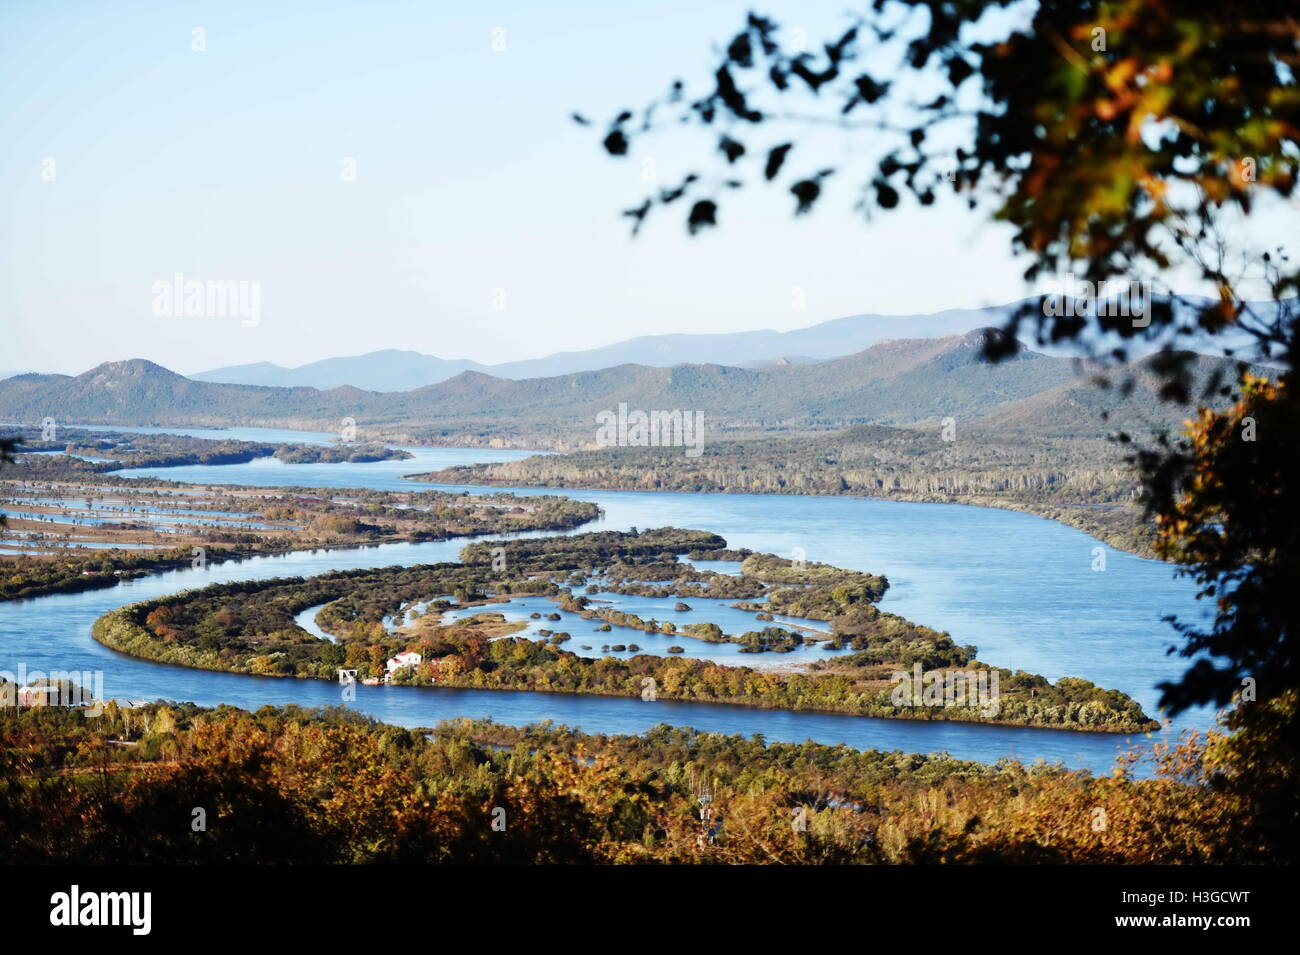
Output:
top-left (0, 0), bottom-right (1287, 377)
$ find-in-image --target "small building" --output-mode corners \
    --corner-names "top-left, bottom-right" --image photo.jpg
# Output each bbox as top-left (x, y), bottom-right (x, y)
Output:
top-left (17, 685), bottom-right (61, 707)
top-left (386, 651), bottom-right (422, 673)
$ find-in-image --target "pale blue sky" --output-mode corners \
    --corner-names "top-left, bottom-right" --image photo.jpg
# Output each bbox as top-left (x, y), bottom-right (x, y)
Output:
top-left (0, 0), bottom-right (1282, 376)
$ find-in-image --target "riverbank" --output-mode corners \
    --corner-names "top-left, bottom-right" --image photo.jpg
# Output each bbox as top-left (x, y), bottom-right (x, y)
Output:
top-left (0, 479), bottom-right (600, 600)
top-left (89, 529), bottom-right (1160, 735)
top-left (410, 466), bottom-right (1156, 559)
top-left (402, 421), bottom-right (1160, 558)
top-left (90, 606), bottom-right (1159, 734)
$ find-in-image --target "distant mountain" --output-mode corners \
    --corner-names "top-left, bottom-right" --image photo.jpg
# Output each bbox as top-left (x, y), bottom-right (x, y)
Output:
top-left (0, 360), bottom-right (358, 429)
top-left (486, 305), bottom-right (1012, 381)
top-left (193, 349), bottom-right (490, 391)
top-left (974, 352), bottom-right (1258, 437)
top-left (1, 330), bottom-right (1240, 446)
top-left (187, 295), bottom-right (1284, 391)
top-left (354, 330), bottom-right (1082, 435)
top-left (191, 304), bottom-right (1019, 390)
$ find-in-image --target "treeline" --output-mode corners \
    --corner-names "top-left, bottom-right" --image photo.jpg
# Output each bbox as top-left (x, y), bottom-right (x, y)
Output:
top-left (3, 427), bottom-right (411, 469)
top-left (596, 560), bottom-right (764, 599)
top-left (0, 486), bottom-right (600, 601)
top-left (433, 635), bottom-right (1155, 732)
top-left (0, 546), bottom-right (255, 602)
top-left (411, 427), bottom-right (1158, 557)
top-left (459, 527), bottom-right (727, 569)
top-left (272, 444), bottom-right (412, 464)
top-left (0, 703), bottom-right (1267, 864)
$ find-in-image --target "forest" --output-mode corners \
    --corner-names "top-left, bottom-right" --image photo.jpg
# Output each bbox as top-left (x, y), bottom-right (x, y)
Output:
top-left (0, 702), bottom-right (1268, 864)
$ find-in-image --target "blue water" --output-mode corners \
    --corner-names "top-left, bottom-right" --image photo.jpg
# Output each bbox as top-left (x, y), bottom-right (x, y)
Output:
top-left (293, 603), bottom-right (337, 643)
top-left (0, 430), bottom-right (1213, 774)
top-left (0, 507), bottom-right (275, 533)
top-left (96, 423), bottom-right (543, 488)
top-left (0, 542), bottom-right (164, 552)
top-left (433, 587), bottom-right (843, 670)
top-left (73, 424), bottom-right (344, 446)
top-left (115, 448), bottom-right (536, 490)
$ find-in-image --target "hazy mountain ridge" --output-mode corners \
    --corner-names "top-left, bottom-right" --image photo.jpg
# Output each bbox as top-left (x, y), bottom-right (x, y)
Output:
top-left (0, 330), bottom-right (1249, 445)
top-left (185, 294), bottom-right (1279, 392)
top-left (194, 349), bottom-right (491, 391)
top-left (191, 304), bottom-right (1019, 390)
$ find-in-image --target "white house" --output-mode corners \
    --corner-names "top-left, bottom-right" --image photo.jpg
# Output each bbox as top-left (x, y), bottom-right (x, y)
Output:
top-left (385, 651), bottom-right (422, 673)
top-left (16, 685), bottom-right (61, 707)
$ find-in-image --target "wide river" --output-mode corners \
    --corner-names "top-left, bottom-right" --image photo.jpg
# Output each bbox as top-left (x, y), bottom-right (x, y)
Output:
top-left (1, 427), bottom-right (1213, 774)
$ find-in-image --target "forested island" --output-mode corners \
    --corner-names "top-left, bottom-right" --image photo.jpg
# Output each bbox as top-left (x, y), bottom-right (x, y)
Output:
top-left (4, 426), bottom-right (412, 470)
top-left (0, 481), bottom-right (599, 601)
top-left (0, 702), bottom-right (1254, 864)
top-left (92, 528), bottom-right (1158, 733)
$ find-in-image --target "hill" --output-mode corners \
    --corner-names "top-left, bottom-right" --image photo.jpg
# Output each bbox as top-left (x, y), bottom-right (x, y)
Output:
top-left (0, 360), bottom-right (357, 429)
top-left (0, 332), bottom-right (1248, 446)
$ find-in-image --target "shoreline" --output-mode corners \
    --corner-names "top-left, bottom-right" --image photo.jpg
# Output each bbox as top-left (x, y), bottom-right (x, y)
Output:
top-left (403, 469), bottom-right (1160, 560)
top-left (90, 607), bottom-right (1157, 737)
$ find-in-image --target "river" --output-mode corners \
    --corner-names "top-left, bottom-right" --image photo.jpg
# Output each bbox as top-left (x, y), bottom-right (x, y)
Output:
top-left (0, 427), bottom-right (1212, 774)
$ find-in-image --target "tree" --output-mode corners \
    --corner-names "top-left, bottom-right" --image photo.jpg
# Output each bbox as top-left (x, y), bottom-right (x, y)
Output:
top-left (0, 433), bottom-right (15, 529)
top-left (588, 2), bottom-right (1296, 361)
top-left (587, 0), bottom-right (1298, 853)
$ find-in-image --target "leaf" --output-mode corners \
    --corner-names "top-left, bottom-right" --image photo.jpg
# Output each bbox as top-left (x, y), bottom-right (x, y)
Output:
top-left (727, 32), bottom-right (754, 67)
top-left (854, 74), bottom-right (889, 104)
top-left (719, 136), bottom-right (746, 163)
top-left (765, 143), bottom-right (793, 180)
top-left (715, 66), bottom-right (762, 122)
top-left (687, 200), bottom-right (717, 234)
top-left (790, 179), bottom-right (822, 214)
top-left (603, 130), bottom-right (629, 156)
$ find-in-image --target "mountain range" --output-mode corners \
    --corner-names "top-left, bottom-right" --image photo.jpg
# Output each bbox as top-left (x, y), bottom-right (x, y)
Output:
top-left (188, 294), bottom-right (1276, 392)
top-left (0, 329), bottom-right (1242, 448)
top-left (191, 304), bottom-right (1020, 391)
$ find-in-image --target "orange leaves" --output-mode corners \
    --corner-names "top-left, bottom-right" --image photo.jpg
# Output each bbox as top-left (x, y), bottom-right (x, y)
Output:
top-left (1103, 56), bottom-right (1140, 95)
